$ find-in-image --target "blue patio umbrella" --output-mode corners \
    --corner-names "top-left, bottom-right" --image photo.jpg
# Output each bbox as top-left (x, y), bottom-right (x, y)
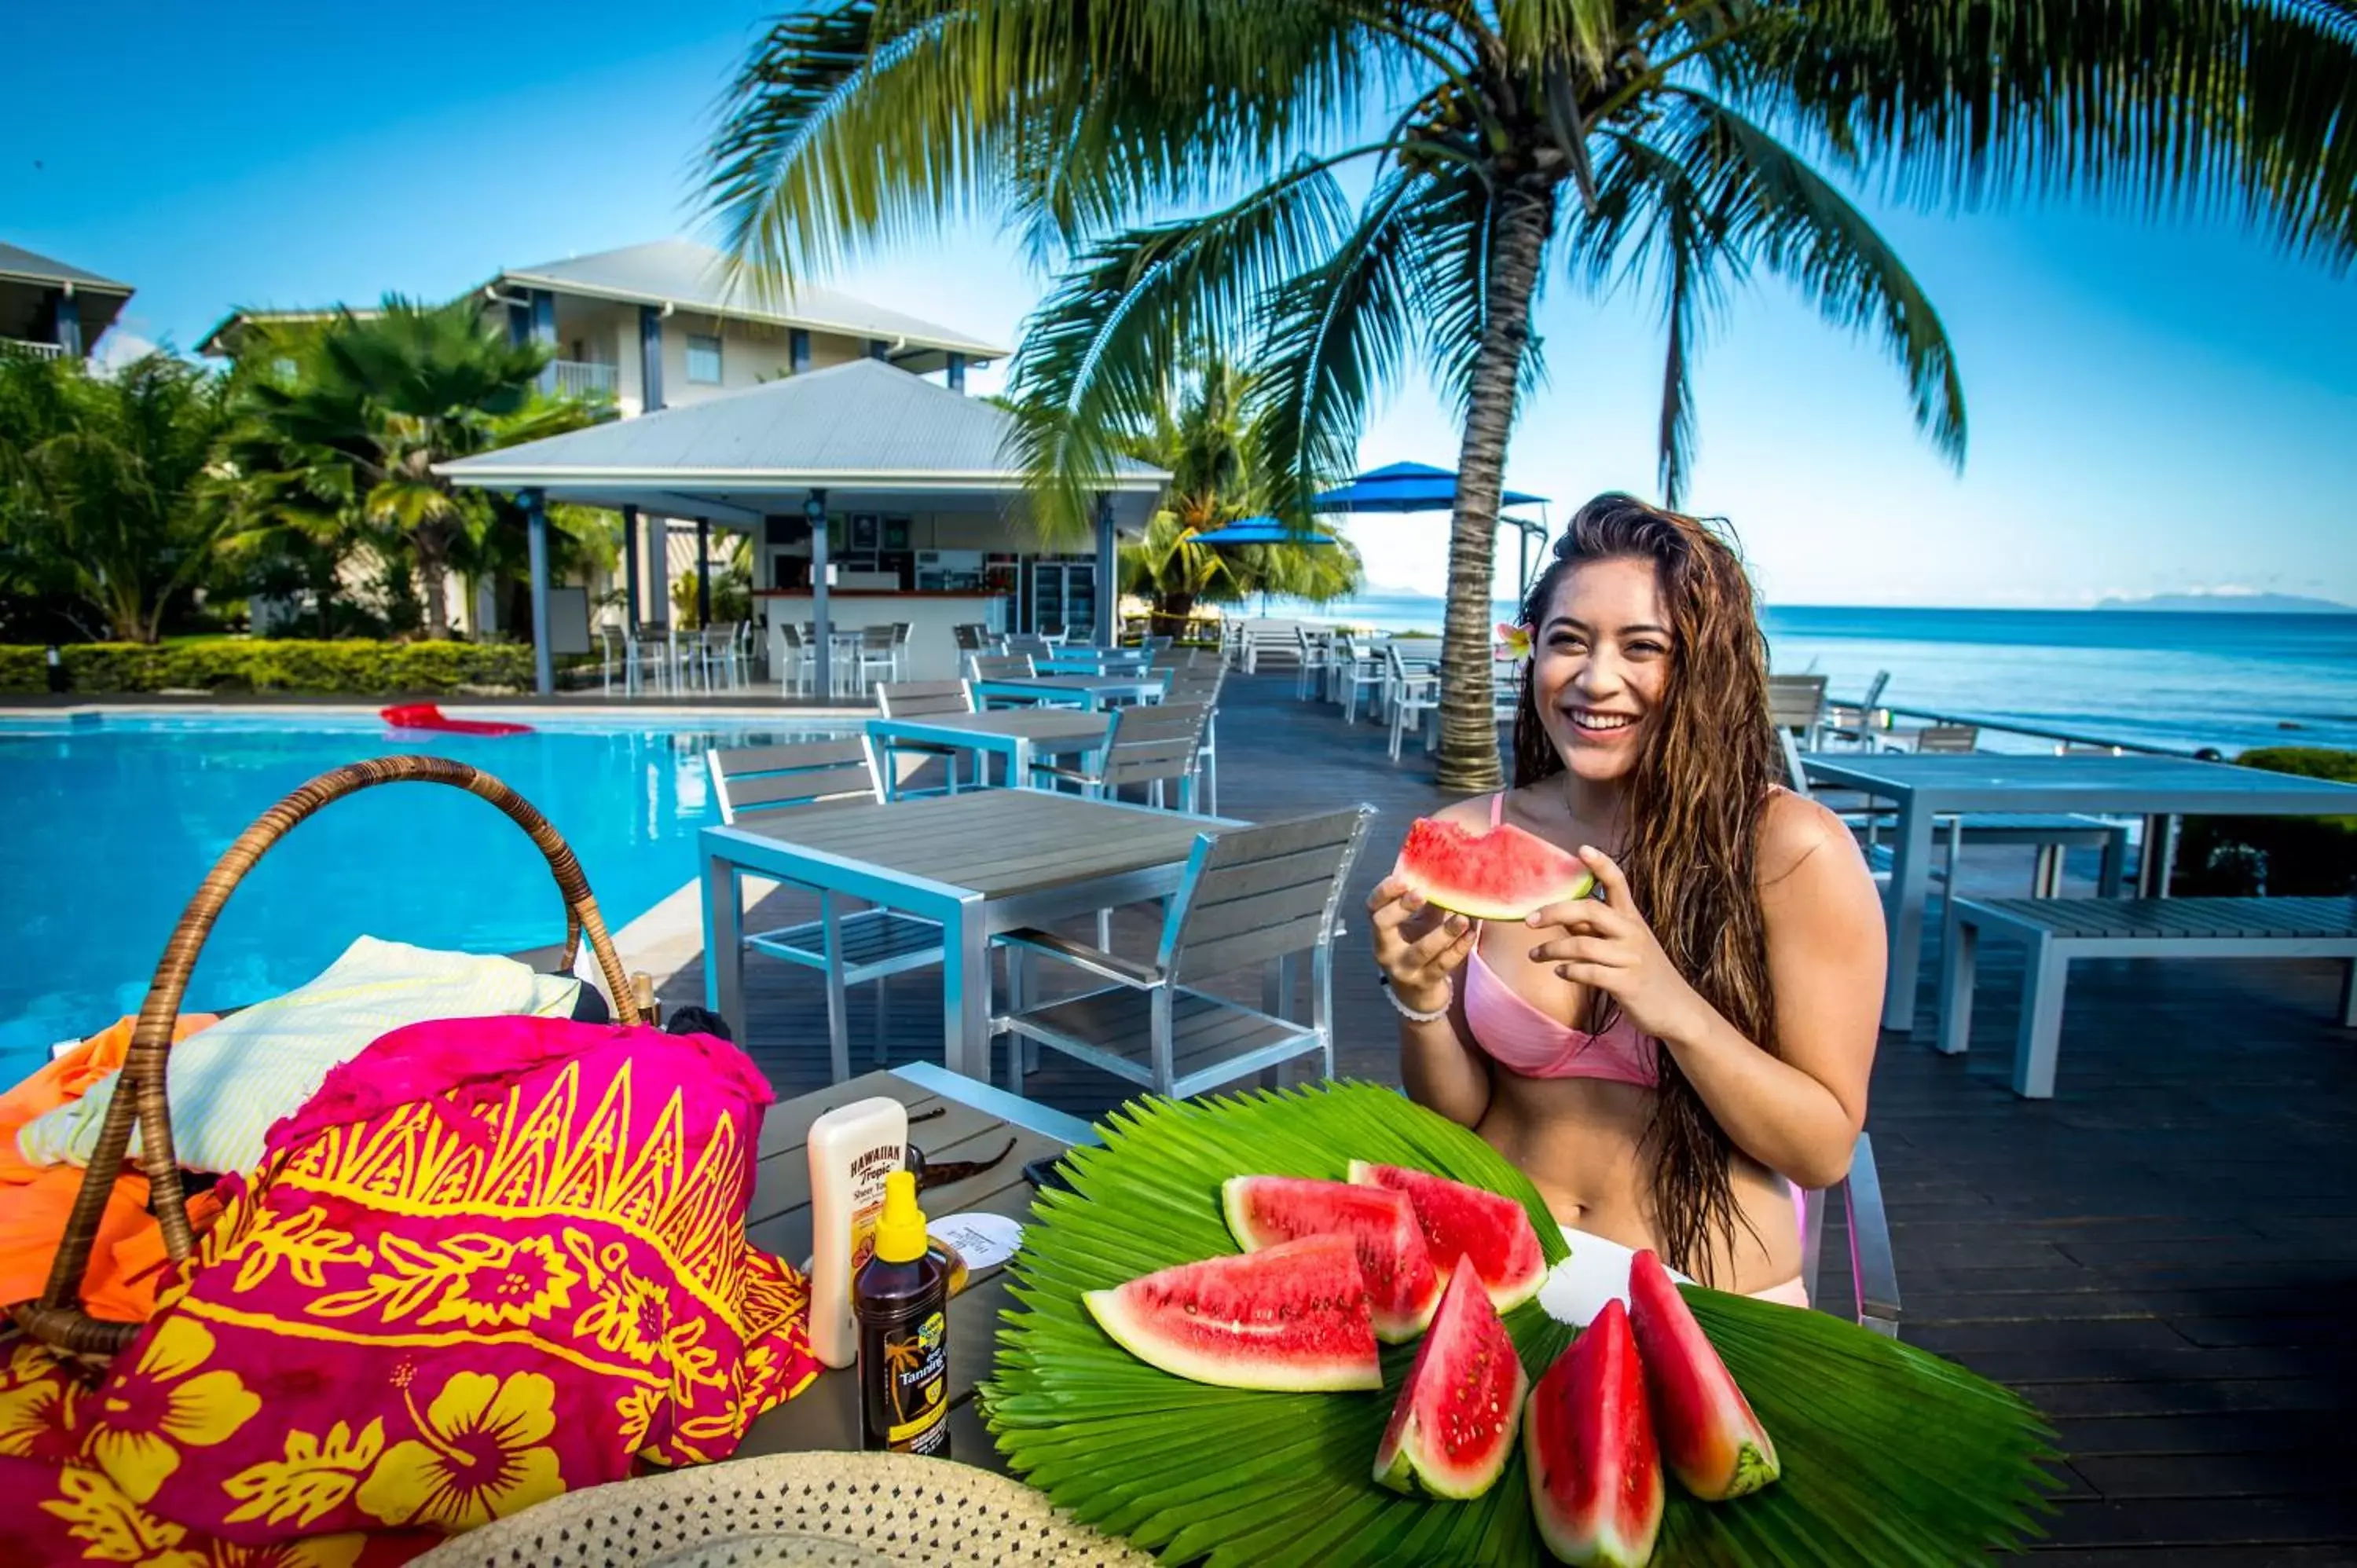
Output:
top-left (1189, 516), bottom-right (1340, 611)
top-left (1311, 461), bottom-right (1552, 595)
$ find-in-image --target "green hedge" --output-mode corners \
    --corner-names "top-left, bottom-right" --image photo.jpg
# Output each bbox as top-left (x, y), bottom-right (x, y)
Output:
top-left (0, 640), bottom-right (536, 695)
top-left (2174, 746), bottom-right (2357, 896)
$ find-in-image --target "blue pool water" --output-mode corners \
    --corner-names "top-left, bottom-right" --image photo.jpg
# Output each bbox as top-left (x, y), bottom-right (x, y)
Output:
top-left (0, 713), bottom-right (849, 1078)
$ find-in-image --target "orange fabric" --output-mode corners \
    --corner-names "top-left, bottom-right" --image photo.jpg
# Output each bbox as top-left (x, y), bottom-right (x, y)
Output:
top-left (0, 1016), bottom-right (221, 1322)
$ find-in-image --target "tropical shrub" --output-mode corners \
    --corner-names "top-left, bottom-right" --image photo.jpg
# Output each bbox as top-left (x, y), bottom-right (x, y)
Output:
top-left (0, 639), bottom-right (534, 695)
top-left (2174, 747), bottom-right (2357, 896)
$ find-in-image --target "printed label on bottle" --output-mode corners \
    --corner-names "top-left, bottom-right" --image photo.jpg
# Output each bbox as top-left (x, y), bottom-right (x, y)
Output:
top-left (871, 1310), bottom-right (949, 1456)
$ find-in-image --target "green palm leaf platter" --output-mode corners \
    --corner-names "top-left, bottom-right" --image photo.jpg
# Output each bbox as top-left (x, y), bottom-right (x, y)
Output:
top-left (988, 1083), bottom-right (2060, 1565)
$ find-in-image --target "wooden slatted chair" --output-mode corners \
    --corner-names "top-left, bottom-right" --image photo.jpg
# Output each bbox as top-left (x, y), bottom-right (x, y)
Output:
top-left (966, 651), bottom-right (1036, 683)
top-left (706, 738), bottom-right (944, 1083)
top-left (1798, 1132), bottom-right (1904, 1337)
top-left (1163, 666), bottom-right (1226, 815)
top-left (995, 808), bottom-right (1373, 1098)
top-left (1027, 702), bottom-right (1210, 811)
top-left (874, 680), bottom-right (975, 798)
top-left (1767, 673), bottom-right (1829, 746)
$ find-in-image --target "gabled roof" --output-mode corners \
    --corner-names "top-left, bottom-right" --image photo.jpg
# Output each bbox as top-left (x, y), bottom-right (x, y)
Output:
top-left (438, 359), bottom-right (1164, 511)
top-left (0, 242), bottom-right (133, 295)
top-left (493, 239), bottom-right (1009, 362)
top-left (196, 307), bottom-right (383, 359)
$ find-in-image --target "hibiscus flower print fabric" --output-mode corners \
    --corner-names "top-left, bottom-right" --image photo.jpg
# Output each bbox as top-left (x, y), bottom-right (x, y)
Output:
top-left (0, 1016), bottom-right (820, 1563)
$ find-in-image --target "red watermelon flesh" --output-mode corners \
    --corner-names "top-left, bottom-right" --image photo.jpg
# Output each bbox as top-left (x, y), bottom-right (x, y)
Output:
top-left (1394, 816), bottom-right (1596, 921)
top-left (1626, 1248), bottom-right (1780, 1499)
top-left (1526, 1298), bottom-right (1665, 1566)
top-left (1348, 1161), bottom-right (1547, 1313)
top-left (1222, 1176), bottom-right (1442, 1343)
top-left (1373, 1265), bottom-right (1529, 1499)
top-left (1083, 1235), bottom-right (1381, 1392)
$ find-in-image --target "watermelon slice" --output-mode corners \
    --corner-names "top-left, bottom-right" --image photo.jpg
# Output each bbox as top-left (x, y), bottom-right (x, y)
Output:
top-left (1348, 1161), bottom-right (1547, 1313)
top-left (1526, 1297), bottom-right (1665, 1566)
top-left (1626, 1248), bottom-right (1780, 1499)
top-left (1373, 1265), bottom-right (1528, 1499)
top-left (1394, 815), bottom-right (1596, 921)
top-left (1083, 1235), bottom-right (1381, 1392)
top-left (1222, 1176), bottom-right (1442, 1343)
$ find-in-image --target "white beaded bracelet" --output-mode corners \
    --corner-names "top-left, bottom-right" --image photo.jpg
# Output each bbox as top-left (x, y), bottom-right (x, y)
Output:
top-left (1381, 976), bottom-right (1452, 1024)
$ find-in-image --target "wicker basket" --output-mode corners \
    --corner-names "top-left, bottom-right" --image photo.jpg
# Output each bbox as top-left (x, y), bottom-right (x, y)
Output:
top-left (11, 755), bottom-right (643, 1355)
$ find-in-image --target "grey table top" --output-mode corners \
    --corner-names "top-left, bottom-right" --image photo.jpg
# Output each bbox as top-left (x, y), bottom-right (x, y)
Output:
top-left (974, 674), bottom-right (1164, 697)
top-left (1799, 753), bottom-right (2357, 815)
top-left (865, 709), bottom-right (1110, 742)
top-left (707, 789), bottom-right (1219, 900)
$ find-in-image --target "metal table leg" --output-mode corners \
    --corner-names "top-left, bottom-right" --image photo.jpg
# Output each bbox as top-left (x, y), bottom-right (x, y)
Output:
top-left (702, 849), bottom-right (746, 1045)
top-left (1881, 790), bottom-right (1934, 1033)
top-left (944, 897), bottom-right (992, 1083)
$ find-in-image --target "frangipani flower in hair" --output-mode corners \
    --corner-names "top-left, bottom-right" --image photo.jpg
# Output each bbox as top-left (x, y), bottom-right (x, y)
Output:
top-left (1495, 621), bottom-right (1533, 660)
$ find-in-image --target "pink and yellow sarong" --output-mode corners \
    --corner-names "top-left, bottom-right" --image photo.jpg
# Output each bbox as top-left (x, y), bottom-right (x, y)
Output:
top-left (0, 1015), bottom-right (820, 1566)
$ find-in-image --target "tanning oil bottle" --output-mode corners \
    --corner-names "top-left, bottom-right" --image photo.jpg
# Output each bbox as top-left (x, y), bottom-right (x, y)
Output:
top-left (853, 1170), bottom-right (951, 1456)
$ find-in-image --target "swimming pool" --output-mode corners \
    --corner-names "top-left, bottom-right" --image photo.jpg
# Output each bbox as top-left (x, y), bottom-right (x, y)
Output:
top-left (0, 712), bottom-right (852, 1076)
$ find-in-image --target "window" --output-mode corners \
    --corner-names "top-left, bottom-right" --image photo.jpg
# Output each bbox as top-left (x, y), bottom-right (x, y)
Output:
top-left (686, 333), bottom-right (723, 385)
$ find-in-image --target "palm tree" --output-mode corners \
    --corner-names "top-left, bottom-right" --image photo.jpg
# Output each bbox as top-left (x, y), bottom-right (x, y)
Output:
top-left (705, 1), bottom-right (2357, 789)
top-left (241, 298), bottom-right (606, 639)
top-left (0, 350), bottom-right (236, 643)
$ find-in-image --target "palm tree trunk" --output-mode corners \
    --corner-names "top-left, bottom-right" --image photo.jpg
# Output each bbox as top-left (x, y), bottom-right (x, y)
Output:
top-left (1434, 176), bottom-right (1556, 793)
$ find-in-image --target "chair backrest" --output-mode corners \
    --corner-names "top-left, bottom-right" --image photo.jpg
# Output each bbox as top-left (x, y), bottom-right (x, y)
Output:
top-left (1776, 727), bottom-right (1813, 795)
top-left (860, 624), bottom-right (897, 650)
top-left (1161, 808), bottom-right (1373, 986)
top-left (706, 737), bottom-right (881, 825)
top-left (1100, 701), bottom-right (1210, 791)
top-left (1003, 634), bottom-right (1054, 658)
top-left (966, 652), bottom-right (1036, 681)
top-left (2056, 741), bottom-right (2123, 757)
top-left (1767, 673), bottom-right (1828, 730)
top-left (878, 680), bottom-right (973, 718)
top-left (1915, 724), bottom-right (1979, 753)
top-left (1164, 667), bottom-right (1224, 710)
top-left (1861, 669), bottom-right (1891, 709)
top-left (952, 622), bottom-right (989, 651)
top-left (778, 622), bottom-right (805, 651)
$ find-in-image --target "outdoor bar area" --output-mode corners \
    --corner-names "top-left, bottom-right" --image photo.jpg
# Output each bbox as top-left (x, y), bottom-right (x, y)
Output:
top-left (438, 357), bottom-right (1168, 693)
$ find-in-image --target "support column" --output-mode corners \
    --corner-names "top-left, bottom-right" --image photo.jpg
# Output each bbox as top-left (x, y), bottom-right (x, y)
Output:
top-left (530, 289), bottom-right (557, 394)
top-left (649, 518), bottom-right (671, 627)
top-left (621, 505), bottom-right (643, 626)
top-left (639, 305), bottom-right (665, 412)
top-left (1093, 493), bottom-right (1116, 646)
top-left (807, 491), bottom-right (832, 701)
top-left (53, 290), bottom-right (82, 359)
top-left (523, 487), bottom-right (555, 695)
top-left (789, 328), bottom-right (811, 374)
top-left (695, 518), bottom-right (713, 627)
top-left (946, 352), bottom-right (966, 393)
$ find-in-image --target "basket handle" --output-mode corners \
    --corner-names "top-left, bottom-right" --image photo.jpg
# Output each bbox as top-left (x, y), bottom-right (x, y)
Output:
top-left (16, 755), bottom-right (643, 1355)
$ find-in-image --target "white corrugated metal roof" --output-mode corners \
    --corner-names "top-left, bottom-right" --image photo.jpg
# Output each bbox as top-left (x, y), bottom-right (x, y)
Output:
top-left (0, 242), bottom-right (132, 293)
top-left (438, 358), bottom-right (1165, 493)
top-left (497, 239), bottom-right (1007, 360)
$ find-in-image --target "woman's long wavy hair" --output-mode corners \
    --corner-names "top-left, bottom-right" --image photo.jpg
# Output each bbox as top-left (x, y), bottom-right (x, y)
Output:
top-left (1512, 493), bottom-right (1781, 1283)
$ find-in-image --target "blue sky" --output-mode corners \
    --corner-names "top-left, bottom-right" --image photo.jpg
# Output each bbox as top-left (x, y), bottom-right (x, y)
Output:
top-left (10, 0), bottom-right (2355, 609)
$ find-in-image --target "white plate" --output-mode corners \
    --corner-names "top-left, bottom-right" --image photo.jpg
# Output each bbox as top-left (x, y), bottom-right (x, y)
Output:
top-left (1536, 1228), bottom-right (1689, 1327)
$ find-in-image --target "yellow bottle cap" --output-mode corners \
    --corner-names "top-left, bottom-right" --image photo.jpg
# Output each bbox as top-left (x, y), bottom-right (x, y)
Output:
top-left (873, 1169), bottom-right (929, 1263)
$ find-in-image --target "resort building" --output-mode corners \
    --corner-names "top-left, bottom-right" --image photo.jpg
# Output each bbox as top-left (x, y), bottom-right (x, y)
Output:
top-left (0, 242), bottom-right (134, 362)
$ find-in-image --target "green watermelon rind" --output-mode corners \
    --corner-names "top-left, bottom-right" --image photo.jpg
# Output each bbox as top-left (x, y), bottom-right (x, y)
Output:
top-left (1081, 1235), bottom-right (1384, 1394)
top-left (1220, 1174), bottom-right (1444, 1344)
top-left (1395, 816), bottom-right (1597, 921)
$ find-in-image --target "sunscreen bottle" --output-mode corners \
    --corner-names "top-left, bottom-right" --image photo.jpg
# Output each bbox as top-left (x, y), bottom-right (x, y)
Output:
top-left (805, 1097), bottom-right (908, 1368)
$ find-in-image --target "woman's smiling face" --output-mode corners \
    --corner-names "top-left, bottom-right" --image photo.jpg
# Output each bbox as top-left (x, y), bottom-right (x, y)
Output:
top-left (1531, 555), bottom-right (1674, 784)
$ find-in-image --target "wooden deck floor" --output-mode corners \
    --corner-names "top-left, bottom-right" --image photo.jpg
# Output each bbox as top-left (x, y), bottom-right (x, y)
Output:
top-left (661, 672), bottom-right (2357, 1564)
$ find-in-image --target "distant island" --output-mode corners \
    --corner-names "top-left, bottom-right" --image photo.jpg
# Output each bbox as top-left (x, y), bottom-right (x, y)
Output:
top-left (2096, 591), bottom-right (2353, 614)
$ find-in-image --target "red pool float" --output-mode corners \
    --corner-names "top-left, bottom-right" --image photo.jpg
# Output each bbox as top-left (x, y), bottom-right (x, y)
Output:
top-left (378, 703), bottom-right (533, 737)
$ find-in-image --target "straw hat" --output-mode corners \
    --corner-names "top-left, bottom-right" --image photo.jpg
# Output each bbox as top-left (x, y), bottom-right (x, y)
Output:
top-left (412, 1449), bottom-right (1154, 1567)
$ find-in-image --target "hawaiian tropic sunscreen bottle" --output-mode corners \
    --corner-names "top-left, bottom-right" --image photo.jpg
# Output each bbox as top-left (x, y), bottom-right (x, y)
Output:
top-left (805, 1097), bottom-right (908, 1368)
top-left (855, 1170), bottom-right (951, 1456)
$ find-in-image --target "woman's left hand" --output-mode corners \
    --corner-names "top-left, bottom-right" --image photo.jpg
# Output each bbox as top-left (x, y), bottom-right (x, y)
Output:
top-left (1524, 847), bottom-right (1711, 1043)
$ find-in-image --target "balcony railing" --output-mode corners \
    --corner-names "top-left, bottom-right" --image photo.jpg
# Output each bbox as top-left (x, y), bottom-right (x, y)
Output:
top-left (549, 359), bottom-right (618, 398)
top-left (2, 339), bottom-right (68, 361)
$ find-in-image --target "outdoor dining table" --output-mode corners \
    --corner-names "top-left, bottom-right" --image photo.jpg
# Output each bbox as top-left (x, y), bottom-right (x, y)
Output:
top-left (1034, 648), bottom-right (1150, 675)
top-left (1799, 751), bottom-right (2357, 1032)
top-left (970, 672), bottom-right (1165, 710)
top-left (735, 1062), bottom-right (1094, 1468)
top-left (702, 789), bottom-right (1228, 1079)
top-left (863, 707), bottom-right (1111, 793)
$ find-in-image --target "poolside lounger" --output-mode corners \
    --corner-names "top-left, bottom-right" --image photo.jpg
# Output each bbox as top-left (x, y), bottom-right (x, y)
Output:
top-left (1938, 895), bottom-right (2357, 1097)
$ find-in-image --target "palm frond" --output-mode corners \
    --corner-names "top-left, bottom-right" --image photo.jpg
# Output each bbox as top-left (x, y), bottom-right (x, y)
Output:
top-left (1754, 0), bottom-right (2357, 270)
top-left (989, 1084), bottom-right (2060, 1566)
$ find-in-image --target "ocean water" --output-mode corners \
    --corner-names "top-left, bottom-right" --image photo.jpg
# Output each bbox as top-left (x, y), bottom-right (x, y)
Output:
top-left (1263, 595), bottom-right (2357, 757)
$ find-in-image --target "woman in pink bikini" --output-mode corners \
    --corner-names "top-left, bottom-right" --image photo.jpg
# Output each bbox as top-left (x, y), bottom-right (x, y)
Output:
top-left (1367, 494), bottom-right (1886, 1304)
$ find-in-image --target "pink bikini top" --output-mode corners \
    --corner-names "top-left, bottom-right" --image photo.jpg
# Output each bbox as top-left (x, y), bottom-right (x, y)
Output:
top-left (1459, 795), bottom-right (1659, 1087)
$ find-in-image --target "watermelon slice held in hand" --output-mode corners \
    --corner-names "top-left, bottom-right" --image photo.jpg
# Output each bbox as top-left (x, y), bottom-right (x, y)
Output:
top-left (1395, 816), bottom-right (1595, 921)
top-left (1083, 1235), bottom-right (1382, 1392)
top-left (1222, 1176), bottom-right (1442, 1343)
top-left (1373, 1265), bottom-right (1528, 1499)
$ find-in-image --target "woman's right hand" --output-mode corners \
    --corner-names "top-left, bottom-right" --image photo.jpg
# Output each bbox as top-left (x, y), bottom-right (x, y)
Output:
top-left (1365, 876), bottom-right (1478, 1017)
